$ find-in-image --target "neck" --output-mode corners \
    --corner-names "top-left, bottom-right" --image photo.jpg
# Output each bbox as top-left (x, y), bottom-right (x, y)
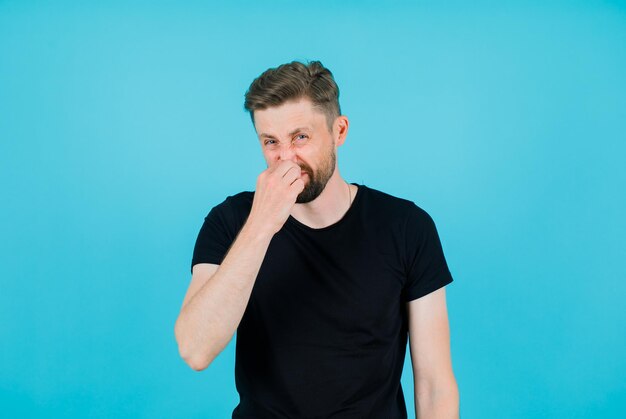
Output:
top-left (290, 167), bottom-right (355, 229)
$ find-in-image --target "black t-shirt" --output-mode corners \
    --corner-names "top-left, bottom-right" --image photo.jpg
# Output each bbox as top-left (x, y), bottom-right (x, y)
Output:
top-left (191, 184), bottom-right (454, 418)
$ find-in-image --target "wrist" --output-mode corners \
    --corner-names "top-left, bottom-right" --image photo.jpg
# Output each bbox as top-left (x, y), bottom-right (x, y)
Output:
top-left (241, 217), bottom-right (277, 242)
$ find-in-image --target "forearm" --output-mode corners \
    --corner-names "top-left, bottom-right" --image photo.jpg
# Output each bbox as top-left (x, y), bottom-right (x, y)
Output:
top-left (174, 220), bottom-right (273, 370)
top-left (415, 377), bottom-right (459, 419)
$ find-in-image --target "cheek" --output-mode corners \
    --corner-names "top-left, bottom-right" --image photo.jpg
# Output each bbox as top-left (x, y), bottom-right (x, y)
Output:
top-left (263, 150), bottom-right (279, 164)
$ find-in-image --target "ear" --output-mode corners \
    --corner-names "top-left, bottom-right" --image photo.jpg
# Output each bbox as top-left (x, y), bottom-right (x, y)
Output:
top-left (333, 115), bottom-right (349, 147)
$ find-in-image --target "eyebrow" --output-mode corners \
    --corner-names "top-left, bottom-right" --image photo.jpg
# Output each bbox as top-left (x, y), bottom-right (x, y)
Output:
top-left (259, 126), bottom-right (312, 139)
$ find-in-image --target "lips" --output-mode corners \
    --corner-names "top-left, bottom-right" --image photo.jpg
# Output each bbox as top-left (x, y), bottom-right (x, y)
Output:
top-left (299, 165), bottom-right (312, 178)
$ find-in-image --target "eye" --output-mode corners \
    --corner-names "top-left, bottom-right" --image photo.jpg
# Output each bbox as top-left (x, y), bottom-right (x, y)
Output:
top-left (264, 139), bottom-right (277, 146)
top-left (294, 134), bottom-right (308, 143)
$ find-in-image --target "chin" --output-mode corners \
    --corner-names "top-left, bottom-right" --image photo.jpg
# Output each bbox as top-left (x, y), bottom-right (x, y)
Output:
top-left (297, 183), bottom-right (326, 204)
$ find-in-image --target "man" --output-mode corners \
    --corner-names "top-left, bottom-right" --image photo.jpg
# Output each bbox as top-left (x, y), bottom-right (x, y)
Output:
top-left (175, 60), bottom-right (459, 418)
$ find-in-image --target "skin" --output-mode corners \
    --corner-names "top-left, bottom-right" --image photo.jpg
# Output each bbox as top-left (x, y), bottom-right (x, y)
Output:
top-left (253, 97), bottom-right (354, 228)
top-left (408, 287), bottom-right (460, 418)
top-left (174, 97), bottom-right (459, 417)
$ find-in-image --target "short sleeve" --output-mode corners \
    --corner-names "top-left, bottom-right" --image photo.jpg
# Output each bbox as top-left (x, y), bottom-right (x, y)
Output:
top-left (190, 201), bottom-right (235, 274)
top-left (403, 205), bottom-right (454, 301)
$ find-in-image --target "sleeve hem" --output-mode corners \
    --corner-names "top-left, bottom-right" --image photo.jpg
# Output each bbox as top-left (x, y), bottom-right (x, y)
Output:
top-left (190, 258), bottom-right (223, 274)
top-left (404, 274), bottom-right (453, 302)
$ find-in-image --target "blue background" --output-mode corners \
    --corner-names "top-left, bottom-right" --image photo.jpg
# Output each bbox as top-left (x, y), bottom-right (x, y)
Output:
top-left (1, 1), bottom-right (625, 418)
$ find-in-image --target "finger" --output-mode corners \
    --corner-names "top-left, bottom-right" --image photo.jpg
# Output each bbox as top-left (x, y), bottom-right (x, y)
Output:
top-left (275, 160), bottom-right (301, 178)
top-left (290, 178), bottom-right (305, 194)
top-left (282, 165), bottom-right (303, 185)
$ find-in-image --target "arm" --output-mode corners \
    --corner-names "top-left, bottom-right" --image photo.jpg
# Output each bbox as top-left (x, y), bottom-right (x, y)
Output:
top-left (407, 287), bottom-right (459, 418)
top-left (174, 160), bottom-right (305, 371)
top-left (174, 222), bottom-right (274, 371)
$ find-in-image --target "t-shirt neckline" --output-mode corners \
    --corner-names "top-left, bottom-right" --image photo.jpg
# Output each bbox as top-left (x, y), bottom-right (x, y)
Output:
top-left (287, 183), bottom-right (364, 232)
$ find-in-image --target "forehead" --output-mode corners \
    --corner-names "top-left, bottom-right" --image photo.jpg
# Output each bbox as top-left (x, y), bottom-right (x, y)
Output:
top-left (254, 98), bottom-right (326, 137)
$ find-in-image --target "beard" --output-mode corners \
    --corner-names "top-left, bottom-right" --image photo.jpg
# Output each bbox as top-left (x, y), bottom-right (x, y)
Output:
top-left (296, 146), bottom-right (337, 204)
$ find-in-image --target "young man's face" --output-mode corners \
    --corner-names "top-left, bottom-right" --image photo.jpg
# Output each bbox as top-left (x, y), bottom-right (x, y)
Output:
top-left (253, 97), bottom-right (338, 203)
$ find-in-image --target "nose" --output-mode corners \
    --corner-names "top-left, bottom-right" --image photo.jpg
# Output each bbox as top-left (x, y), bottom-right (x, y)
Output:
top-left (278, 144), bottom-right (297, 162)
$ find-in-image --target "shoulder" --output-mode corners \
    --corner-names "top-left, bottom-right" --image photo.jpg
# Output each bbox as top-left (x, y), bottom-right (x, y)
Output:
top-left (222, 191), bottom-right (254, 210)
top-left (360, 185), bottom-right (433, 225)
top-left (204, 190), bottom-right (254, 227)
